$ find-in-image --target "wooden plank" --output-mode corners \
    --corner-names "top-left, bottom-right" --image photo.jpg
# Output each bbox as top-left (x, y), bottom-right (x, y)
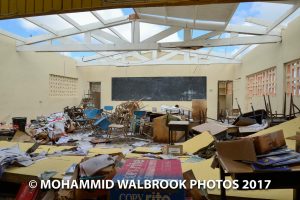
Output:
top-left (72, 0), bottom-right (82, 9)
top-left (53, 0), bottom-right (63, 11)
top-left (34, 0), bottom-right (44, 13)
top-left (62, 0), bottom-right (72, 10)
top-left (82, 0), bottom-right (92, 8)
top-left (91, 0), bottom-right (101, 7)
top-left (8, 0), bottom-right (17, 15)
top-left (16, 0), bottom-right (26, 15)
top-left (43, 0), bottom-right (53, 12)
top-left (0, 0), bottom-right (9, 15)
top-left (0, 0), bottom-right (282, 19)
top-left (26, 0), bottom-right (34, 13)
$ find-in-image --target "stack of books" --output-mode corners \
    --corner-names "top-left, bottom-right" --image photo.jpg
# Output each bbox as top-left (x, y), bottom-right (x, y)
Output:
top-left (251, 148), bottom-right (300, 171)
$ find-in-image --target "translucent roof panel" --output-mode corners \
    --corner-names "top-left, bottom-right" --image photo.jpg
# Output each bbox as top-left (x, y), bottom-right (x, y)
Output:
top-left (66, 12), bottom-right (99, 26)
top-left (229, 2), bottom-right (293, 26)
top-left (72, 34), bottom-right (85, 42)
top-left (0, 18), bottom-right (48, 38)
top-left (102, 28), bottom-right (118, 37)
top-left (113, 23), bottom-right (132, 42)
top-left (158, 30), bottom-right (183, 43)
top-left (95, 8), bottom-right (126, 21)
top-left (140, 22), bottom-right (169, 42)
top-left (30, 15), bottom-right (73, 31)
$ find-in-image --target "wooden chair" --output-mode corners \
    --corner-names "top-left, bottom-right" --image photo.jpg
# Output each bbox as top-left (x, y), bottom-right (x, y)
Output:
top-left (107, 124), bottom-right (127, 139)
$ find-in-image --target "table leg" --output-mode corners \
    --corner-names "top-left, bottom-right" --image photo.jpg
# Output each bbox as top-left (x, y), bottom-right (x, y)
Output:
top-left (169, 129), bottom-right (171, 144)
top-left (171, 131), bottom-right (174, 145)
top-left (220, 165), bottom-right (227, 200)
top-left (185, 128), bottom-right (188, 141)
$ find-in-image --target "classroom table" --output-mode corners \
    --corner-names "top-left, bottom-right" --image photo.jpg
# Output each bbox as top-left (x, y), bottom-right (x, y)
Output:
top-left (168, 121), bottom-right (189, 144)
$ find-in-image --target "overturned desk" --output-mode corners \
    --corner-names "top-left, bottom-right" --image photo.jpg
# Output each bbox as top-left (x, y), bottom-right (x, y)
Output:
top-left (217, 153), bottom-right (300, 200)
top-left (168, 121), bottom-right (189, 144)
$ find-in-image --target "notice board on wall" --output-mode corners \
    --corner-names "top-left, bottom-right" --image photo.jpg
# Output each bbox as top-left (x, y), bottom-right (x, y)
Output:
top-left (112, 77), bottom-right (207, 101)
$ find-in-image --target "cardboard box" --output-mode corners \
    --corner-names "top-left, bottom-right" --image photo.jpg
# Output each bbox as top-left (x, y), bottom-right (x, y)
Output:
top-left (74, 154), bottom-right (123, 200)
top-left (111, 159), bottom-right (185, 200)
top-left (216, 138), bottom-right (257, 163)
top-left (251, 129), bottom-right (286, 154)
top-left (215, 130), bottom-right (287, 165)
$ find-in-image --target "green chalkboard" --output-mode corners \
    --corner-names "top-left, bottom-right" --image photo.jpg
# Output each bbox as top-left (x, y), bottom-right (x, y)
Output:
top-left (112, 77), bottom-right (207, 101)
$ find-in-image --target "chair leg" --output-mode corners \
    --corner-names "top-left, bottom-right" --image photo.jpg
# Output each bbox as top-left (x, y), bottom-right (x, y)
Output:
top-left (107, 128), bottom-right (112, 138)
top-left (122, 128), bottom-right (127, 140)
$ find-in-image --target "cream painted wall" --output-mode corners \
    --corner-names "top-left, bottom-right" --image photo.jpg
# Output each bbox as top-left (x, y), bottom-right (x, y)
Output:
top-left (0, 35), bottom-right (82, 122)
top-left (78, 64), bottom-right (239, 119)
top-left (235, 16), bottom-right (300, 113)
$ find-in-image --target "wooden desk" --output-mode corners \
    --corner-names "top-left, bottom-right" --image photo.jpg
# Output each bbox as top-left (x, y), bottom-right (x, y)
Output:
top-left (217, 152), bottom-right (300, 200)
top-left (168, 121), bottom-right (189, 145)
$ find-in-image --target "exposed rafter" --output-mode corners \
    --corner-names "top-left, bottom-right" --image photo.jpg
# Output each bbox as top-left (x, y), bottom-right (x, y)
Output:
top-left (17, 35), bottom-right (281, 52)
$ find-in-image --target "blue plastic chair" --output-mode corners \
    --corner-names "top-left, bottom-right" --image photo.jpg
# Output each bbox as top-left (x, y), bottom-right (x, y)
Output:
top-left (75, 109), bottom-right (102, 130)
top-left (104, 106), bottom-right (113, 112)
top-left (93, 116), bottom-right (111, 132)
top-left (84, 108), bottom-right (102, 120)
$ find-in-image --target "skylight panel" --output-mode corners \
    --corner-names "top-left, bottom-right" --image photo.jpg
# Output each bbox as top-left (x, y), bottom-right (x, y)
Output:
top-left (0, 18), bottom-right (48, 38)
top-left (95, 9), bottom-right (125, 21)
top-left (158, 30), bottom-right (183, 43)
top-left (229, 2), bottom-right (293, 26)
top-left (72, 34), bottom-right (85, 42)
top-left (66, 12), bottom-right (99, 26)
top-left (140, 22), bottom-right (169, 41)
top-left (33, 15), bottom-right (73, 31)
top-left (102, 28), bottom-right (118, 37)
top-left (113, 23), bottom-right (132, 42)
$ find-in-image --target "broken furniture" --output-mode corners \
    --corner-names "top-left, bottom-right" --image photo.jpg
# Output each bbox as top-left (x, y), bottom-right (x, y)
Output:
top-left (192, 122), bottom-right (239, 140)
top-left (103, 105), bottom-right (113, 115)
top-left (153, 115), bottom-right (185, 143)
top-left (215, 131), bottom-right (300, 200)
top-left (192, 99), bottom-right (207, 124)
top-left (131, 110), bottom-right (147, 135)
top-left (107, 124), bottom-right (127, 139)
top-left (110, 100), bottom-right (143, 132)
top-left (264, 93), bottom-right (300, 126)
top-left (233, 109), bottom-right (267, 126)
top-left (75, 108), bottom-right (102, 130)
top-left (168, 121), bottom-right (189, 145)
top-left (80, 91), bottom-right (96, 109)
top-left (93, 116), bottom-right (111, 134)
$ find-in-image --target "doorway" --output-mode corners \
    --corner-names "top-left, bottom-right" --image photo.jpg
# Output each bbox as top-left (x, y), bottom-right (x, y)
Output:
top-left (89, 82), bottom-right (101, 109)
top-left (217, 80), bottom-right (233, 120)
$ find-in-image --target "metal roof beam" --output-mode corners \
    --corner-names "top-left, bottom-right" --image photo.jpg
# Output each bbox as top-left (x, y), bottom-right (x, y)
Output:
top-left (17, 35), bottom-right (281, 52)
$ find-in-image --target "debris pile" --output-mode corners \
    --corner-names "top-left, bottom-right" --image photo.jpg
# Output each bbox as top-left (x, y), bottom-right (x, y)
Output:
top-left (27, 112), bottom-right (76, 144)
top-left (110, 100), bottom-right (143, 129)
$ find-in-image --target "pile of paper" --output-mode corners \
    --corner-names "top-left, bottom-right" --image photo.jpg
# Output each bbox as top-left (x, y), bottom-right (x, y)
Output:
top-left (0, 145), bottom-right (33, 175)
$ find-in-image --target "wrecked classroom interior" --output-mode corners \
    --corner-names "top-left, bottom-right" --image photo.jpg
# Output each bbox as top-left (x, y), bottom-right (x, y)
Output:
top-left (0, 0), bottom-right (300, 200)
